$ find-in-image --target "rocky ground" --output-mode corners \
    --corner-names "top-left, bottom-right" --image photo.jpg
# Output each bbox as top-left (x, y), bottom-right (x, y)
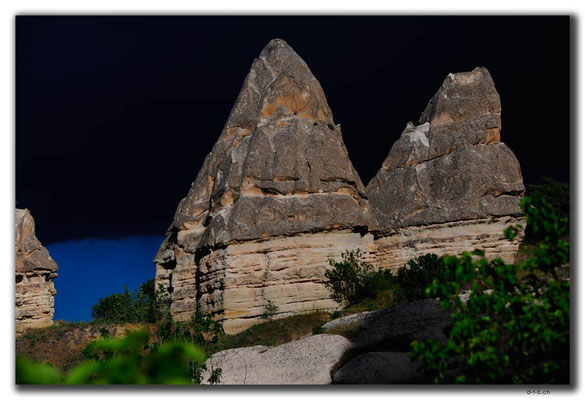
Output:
top-left (202, 298), bottom-right (451, 384)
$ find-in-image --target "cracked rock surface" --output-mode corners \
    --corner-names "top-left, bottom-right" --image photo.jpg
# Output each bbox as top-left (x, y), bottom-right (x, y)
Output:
top-left (201, 334), bottom-right (352, 384)
top-left (155, 38), bottom-right (369, 257)
top-left (154, 40), bottom-right (525, 334)
top-left (366, 67), bottom-right (524, 233)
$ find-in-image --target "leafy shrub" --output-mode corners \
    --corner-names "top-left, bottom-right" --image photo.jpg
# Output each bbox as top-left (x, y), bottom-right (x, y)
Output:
top-left (411, 195), bottom-right (570, 384)
top-left (324, 249), bottom-right (384, 306)
top-left (261, 299), bottom-right (279, 320)
top-left (155, 307), bottom-right (224, 353)
top-left (526, 177), bottom-right (569, 221)
top-left (392, 253), bottom-right (453, 303)
top-left (17, 330), bottom-right (207, 385)
top-left (326, 250), bottom-right (452, 309)
top-left (91, 280), bottom-right (160, 323)
top-left (525, 177), bottom-right (569, 241)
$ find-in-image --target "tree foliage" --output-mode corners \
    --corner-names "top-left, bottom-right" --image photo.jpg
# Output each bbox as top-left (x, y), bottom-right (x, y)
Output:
top-left (91, 280), bottom-right (159, 323)
top-left (392, 253), bottom-right (453, 303)
top-left (525, 177), bottom-right (570, 241)
top-left (411, 195), bottom-right (570, 384)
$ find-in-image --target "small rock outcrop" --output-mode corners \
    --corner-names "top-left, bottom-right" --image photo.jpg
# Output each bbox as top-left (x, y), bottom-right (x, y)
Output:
top-left (201, 334), bottom-right (352, 384)
top-left (155, 39), bottom-right (525, 334)
top-left (15, 208), bottom-right (58, 335)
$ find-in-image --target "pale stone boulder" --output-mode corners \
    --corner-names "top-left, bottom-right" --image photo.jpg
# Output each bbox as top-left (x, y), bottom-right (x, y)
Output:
top-left (202, 334), bottom-right (352, 384)
top-left (15, 208), bottom-right (58, 335)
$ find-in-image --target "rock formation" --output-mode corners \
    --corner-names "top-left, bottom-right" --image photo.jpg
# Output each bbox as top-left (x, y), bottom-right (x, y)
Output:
top-left (155, 39), bottom-right (370, 333)
top-left (365, 67), bottom-right (525, 268)
top-left (201, 334), bottom-right (352, 384)
top-left (155, 40), bottom-right (524, 334)
top-left (16, 208), bottom-right (58, 335)
top-left (203, 300), bottom-right (453, 384)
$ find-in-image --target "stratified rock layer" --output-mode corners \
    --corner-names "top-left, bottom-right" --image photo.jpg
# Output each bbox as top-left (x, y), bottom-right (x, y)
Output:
top-left (155, 40), bottom-right (525, 334)
top-left (15, 209), bottom-right (58, 335)
top-left (366, 67), bottom-right (524, 267)
top-left (155, 39), bottom-right (370, 331)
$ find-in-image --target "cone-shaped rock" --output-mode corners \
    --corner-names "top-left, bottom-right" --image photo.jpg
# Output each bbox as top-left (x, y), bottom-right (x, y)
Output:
top-left (366, 67), bottom-right (525, 267)
top-left (16, 208), bottom-right (58, 335)
top-left (155, 39), bottom-right (370, 333)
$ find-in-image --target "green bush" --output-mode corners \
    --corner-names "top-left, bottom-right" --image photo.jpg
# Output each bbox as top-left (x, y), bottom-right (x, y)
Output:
top-left (261, 299), bottom-right (279, 320)
top-left (392, 253), bottom-right (453, 303)
top-left (411, 195), bottom-right (570, 384)
top-left (324, 249), bottom-right (384, 306)
top-left (325, 250), bottom-right (450, 308)
top-left (155, 308), bottom-right (224, 351)
top-left (525, 177), bottom-right (569, 241)
top-left (91, 280), bottom-right (159, 323)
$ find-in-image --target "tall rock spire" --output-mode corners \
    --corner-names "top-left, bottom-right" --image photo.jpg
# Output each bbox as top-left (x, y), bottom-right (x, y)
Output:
top-left (364, 67), bottom-right (525, 270)
top-left (155, 39), bottom-right (370, 329)
top-left (156, 39), bottom-right (368, 261)
top-left (366, 67), bottom-right (525, 232)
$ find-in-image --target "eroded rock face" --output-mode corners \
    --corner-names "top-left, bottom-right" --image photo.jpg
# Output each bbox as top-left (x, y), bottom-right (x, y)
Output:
top-left (366, 67), bottom-right (525, 267)
top-left (155, 40), bottom-right (525, 334)
top-left (15, 209), bottom-right (58, 335)
top-left (155, 39), bottom-right (370, 330)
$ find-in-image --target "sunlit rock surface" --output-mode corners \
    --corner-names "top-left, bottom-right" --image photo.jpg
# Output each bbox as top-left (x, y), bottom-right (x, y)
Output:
top-left (155, 39), bottom-right (370, 332)
top-left (155, 41), bottom-right (524, 334)
top-left (365, 67), bottom-right (525, 268)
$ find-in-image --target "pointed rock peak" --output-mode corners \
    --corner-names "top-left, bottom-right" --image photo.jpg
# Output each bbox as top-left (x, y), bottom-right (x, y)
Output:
top-left (419, 67), bottom-right (500, 128)
top-left (366, 67), bottom-right (523, 232)
top-left (155, 39), bottom-right (369, 257)
top-left (258, 38), bottom-right (299, 61)
top-left (219, 39), bottom-right (334, 144)
top-left (411, 67), bottom-right (503, 161)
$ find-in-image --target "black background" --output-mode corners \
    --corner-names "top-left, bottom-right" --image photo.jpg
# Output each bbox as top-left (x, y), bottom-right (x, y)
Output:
top-left (16, 16), bottom-right (570, 244)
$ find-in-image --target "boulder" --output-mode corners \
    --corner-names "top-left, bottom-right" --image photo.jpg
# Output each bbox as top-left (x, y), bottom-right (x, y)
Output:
top-left (333, 352), bottom-right (423, 384)
top-left (15, 208), bottom-right (58, 335)
top-left (201, 334), bottom-right (352, 384)
top-left (350, 299), bottom-right (451, 351)
top-left (323, 299), bottom-right (451, 352)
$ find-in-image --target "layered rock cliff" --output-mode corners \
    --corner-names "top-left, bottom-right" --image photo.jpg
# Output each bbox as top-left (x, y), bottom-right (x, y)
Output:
top-left (155, 40), bottom-right (524, 334)
top-left (16, 208), bottom-right (58, 335)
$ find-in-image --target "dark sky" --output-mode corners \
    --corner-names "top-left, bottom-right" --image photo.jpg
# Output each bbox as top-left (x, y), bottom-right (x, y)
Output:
top-left (16, 16), bottom-right (570, 245)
